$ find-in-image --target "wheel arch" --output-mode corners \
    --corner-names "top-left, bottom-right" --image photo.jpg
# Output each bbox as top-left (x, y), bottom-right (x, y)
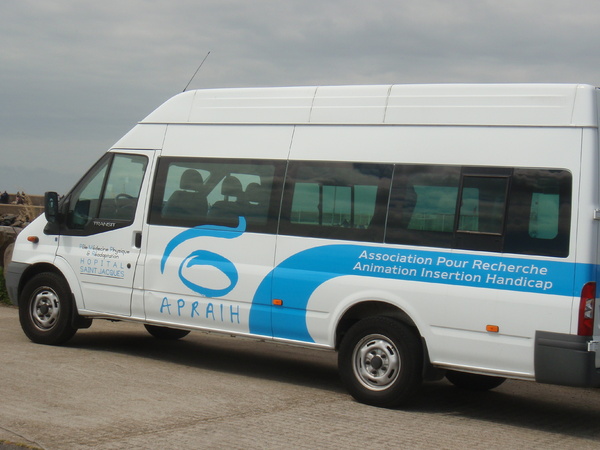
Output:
top-left (16, 263), bottom-right (65, 306)
top-left (16, 262), bottom-right (91, 330)
top-left (334, 300), bottom-right (419, 351)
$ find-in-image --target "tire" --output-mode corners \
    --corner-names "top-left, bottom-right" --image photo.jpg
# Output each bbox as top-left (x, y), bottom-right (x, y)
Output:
top-left (144, 324), bottom-right (190, 340)
top-left (19, 272), bottom-right (77, 345)
top-left (446, 370), bottom-right (506, 391)
top-left (338, 317), bottom-right (423, 407)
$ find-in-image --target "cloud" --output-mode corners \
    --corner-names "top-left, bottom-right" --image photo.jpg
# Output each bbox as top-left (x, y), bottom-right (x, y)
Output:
top-left (2, 0), bottom-right (600, 193)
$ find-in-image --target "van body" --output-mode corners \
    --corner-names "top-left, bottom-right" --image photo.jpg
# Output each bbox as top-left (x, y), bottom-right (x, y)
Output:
top-left (6, 83), bottom-right (600, 406)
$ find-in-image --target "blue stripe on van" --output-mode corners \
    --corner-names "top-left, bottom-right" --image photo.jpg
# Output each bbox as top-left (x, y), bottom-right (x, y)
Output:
top-left (249, 245), bottom-right (595, 343)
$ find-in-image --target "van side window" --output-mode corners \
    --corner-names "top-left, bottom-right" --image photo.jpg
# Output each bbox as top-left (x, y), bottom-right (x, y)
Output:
top-left (505, 169), bottom-right (571, 257)
top-left (65, 153), bottom-right (148, 234)
top-left (454, 168), bottom-right (512, 252)
top-left (280, 162), bottom-right (392, 242)
top-left (149, 157), bottom-right (283, 233)
top-left (386, 165), bottom-right (460, 248)
top-left (458, 176), bottom-right (509, 235)
top-left (387, 165), bottom-right (571, 257)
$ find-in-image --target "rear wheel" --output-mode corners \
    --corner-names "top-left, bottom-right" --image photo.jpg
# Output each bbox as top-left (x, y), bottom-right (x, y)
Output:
top-left (446, 370), bottom-right (506, 391)
top-left (338, 317), bottom-right (423, 407)
top-left (19, 272), bottom-right (77, 345)
top-left (144, 324), bottom-right (190, 340)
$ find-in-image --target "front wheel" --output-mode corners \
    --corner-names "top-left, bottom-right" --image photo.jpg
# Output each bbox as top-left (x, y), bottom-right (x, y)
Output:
top-left (338, 317), bottom-right (423, 407)
top-left (19, 272), bottom-right (77, 345)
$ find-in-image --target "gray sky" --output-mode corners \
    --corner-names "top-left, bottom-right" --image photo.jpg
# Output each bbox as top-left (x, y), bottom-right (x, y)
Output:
top-left (2, 0), bottom-right (600, 195)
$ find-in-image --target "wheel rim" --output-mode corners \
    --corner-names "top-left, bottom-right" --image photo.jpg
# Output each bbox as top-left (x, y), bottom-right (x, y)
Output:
top-left (30, 287), bottom-right (61, 331)
top-left (352, 334), bottom-right (401, 391)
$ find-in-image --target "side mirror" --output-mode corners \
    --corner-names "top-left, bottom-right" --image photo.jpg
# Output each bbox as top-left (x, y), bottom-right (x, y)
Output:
top-left (44, 191), bottom-right (63, 235)
top-left (45, 191), bottom-right (60, 224)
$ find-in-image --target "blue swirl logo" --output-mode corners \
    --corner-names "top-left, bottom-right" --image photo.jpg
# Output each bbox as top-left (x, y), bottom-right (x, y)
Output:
top-left (161, 218), bottom-right (246, 297)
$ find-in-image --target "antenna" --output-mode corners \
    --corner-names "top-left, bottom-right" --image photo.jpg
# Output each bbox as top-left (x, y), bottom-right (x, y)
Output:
top-left (183, 51), bottom-right (211, 92)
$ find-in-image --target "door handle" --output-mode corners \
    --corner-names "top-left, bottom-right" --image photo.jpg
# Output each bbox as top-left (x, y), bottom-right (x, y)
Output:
top-left (134, 232), bottom-right (142, 248)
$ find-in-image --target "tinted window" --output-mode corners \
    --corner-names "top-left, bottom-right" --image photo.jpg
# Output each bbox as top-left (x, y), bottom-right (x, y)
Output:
top-left (504, 169), bottom-right (571, 257)
top-left (65, 153), bottom-right (148, 233)
top-left (386, 165), bottom-right (460, 248)
top-left (149, 157), bottom-right (284, 233)
top-left (454, 168), bottom-right (512, 252)
top-left (387, 165), bottom-right (570, 257)
top-left (280, 162), bottom-right (391, 242)
top-left (149, 158), bottom-right (571, 256)
top-left (458, 176), bottom-right (508, 234)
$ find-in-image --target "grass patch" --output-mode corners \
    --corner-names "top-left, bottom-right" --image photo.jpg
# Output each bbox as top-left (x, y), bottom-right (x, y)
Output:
top-left (0, 267), bottom-right (12, 305)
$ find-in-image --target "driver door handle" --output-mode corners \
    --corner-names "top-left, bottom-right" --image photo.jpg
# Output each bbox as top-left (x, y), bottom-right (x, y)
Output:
top-left (134, 232), bottom-right (142, 249)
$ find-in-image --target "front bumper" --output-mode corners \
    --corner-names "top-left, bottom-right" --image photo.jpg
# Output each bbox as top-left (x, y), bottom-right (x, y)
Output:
top-left (4, 261), bottom-right (28, 306)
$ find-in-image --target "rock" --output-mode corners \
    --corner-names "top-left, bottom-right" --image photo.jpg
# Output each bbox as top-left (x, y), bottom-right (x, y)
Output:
top-left (1, 215), bottom-right (17, 226)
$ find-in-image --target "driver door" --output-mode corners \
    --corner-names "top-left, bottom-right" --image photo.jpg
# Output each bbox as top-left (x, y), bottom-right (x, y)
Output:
top-left (56, 150), bottom-right (156, 316)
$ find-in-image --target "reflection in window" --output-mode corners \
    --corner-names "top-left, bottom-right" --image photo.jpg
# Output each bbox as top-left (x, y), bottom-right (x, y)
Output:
top-left (529, 193), bottom-right (559, 239)
top-left (387, 165), bottom-right (570, 257)
top-left (504, 169), bottom-right (570, 256)
top-left (282, 162), bottom-right (391, 242)
top-left (458, 176), bottom-right (508, 235)
top-left (408, 185), bottom-right (458, 232)
top-left (67, 153), bottom-right (147, 229)
top-left (98, 154), bottom-right (148, 221)
top-left (67, 157), bottom-right (109, 229)
top-left (291, 184), bottom-right (377, 228)
top-left (387, 165), bottom-right (460, 247)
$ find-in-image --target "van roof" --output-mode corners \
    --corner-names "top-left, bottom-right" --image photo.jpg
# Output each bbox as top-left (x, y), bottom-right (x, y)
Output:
top-left (140, 84), bottom-right (599, 127)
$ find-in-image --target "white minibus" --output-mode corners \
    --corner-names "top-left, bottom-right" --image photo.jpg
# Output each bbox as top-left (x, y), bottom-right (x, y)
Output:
top-left (6, 83), bottom-right (600, 407)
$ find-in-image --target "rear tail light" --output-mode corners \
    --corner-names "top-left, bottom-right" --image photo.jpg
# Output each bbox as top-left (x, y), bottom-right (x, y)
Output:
top-left (577, 282), bottom-right (596, 336)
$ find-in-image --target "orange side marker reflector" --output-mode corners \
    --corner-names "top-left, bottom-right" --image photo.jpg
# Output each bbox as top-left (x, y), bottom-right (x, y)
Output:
top-left (27, 236), bottom-right (39, 243)
top-left (486, 325), bottom-right (499, 333)
top-left (272, 299), bottom-right (283, 306)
